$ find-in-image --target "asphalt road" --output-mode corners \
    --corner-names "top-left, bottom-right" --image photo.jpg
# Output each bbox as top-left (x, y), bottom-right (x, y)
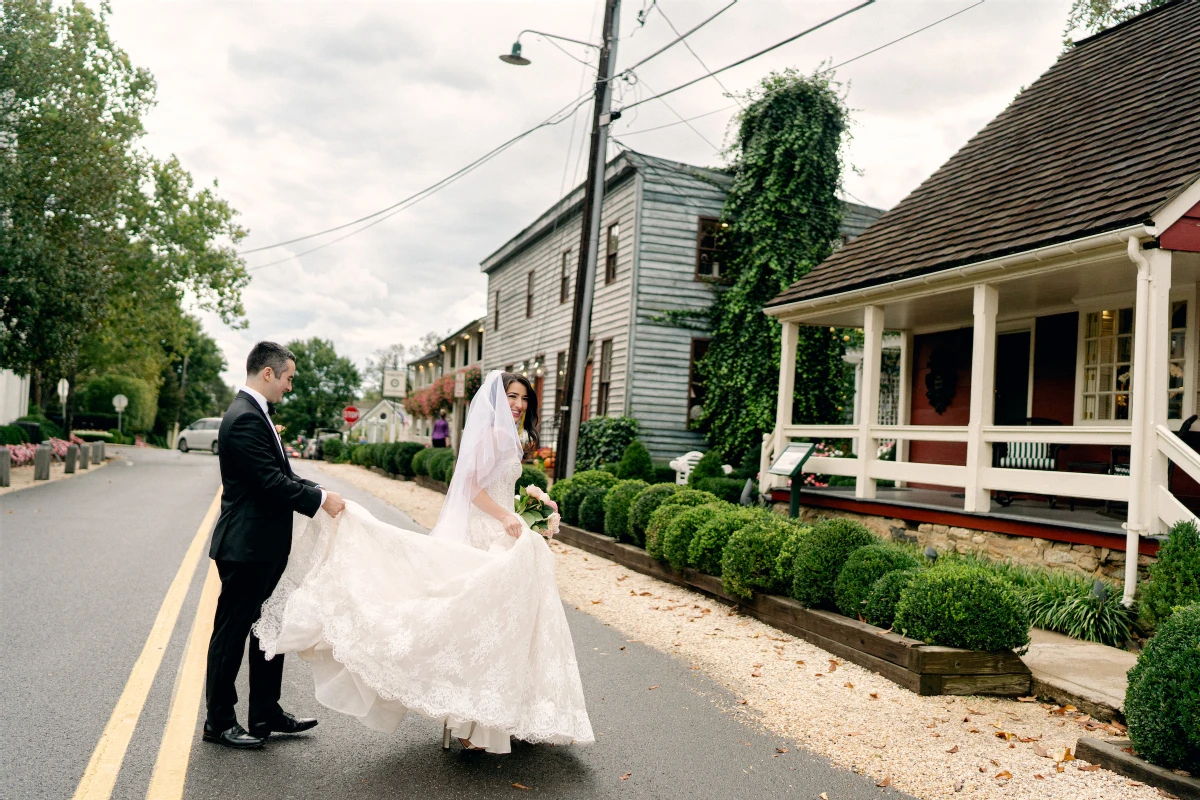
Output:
top-left (1, 448), bottom-right (908, 799)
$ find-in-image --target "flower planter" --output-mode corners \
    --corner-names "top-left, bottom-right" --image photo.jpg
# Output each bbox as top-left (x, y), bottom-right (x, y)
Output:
top-left (1075, 737), bottom-right (1200, 799)
top-left (555, 522), bottom-right (1032, 698)
top-left (415, 475), bottom-right (449, 494)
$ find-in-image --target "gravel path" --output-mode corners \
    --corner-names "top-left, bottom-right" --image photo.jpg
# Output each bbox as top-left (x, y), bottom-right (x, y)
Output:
top-left (324, 464), bottom-right (1156, 800)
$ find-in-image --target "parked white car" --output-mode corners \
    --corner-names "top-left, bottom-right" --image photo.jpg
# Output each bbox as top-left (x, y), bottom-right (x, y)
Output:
top-left (178, 417), bottom-right (222, 454)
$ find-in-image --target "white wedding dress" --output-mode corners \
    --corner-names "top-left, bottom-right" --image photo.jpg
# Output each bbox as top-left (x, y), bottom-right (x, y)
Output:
top-left (253, 372), bottom-right (593, 754)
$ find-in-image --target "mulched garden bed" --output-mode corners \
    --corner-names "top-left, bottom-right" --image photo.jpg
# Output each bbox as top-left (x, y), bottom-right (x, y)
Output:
top-left (555, 522), bottom-right (1033, 698)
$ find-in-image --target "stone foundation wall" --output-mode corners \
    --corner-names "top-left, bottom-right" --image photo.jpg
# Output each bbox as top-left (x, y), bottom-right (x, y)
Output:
top-left (780, 505), bottom-right (1155, 583)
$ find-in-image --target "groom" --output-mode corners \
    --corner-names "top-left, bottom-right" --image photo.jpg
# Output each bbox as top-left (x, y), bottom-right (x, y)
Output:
top-left (203, 341), bottom-right (346, 749)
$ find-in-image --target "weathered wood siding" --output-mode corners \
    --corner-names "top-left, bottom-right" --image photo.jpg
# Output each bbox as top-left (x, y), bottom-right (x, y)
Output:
top-left (482, 169), bottom-right (639, 443)
top-left (628, 160), bottom-right (729, 459)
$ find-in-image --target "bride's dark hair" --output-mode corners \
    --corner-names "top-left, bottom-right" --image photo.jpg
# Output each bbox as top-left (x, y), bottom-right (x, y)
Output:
top-left (501, 372), bottom-right (539, 449)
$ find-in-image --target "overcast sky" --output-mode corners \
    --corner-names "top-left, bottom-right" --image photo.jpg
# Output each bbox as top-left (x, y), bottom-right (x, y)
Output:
top-left (106, 0), bottom-right (1075, 386)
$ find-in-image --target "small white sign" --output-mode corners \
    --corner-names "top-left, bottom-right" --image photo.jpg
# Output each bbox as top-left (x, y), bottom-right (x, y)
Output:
top-left (57, 378), bottom-right (69, 404)
top-left (768, 442), bottom-right (816, 476)
top-left (112, 394), bottom-right (129, 412)
top-left (454, 372), bottom-right (466, 399)
top-left (382, 369), bottom-right (405, 398)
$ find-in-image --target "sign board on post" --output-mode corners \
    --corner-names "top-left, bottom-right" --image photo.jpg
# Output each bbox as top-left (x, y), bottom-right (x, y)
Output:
top-left (57, 378), bottom-right (69, 406)
top-left (453, 372), bottom-right (466, 399)
top-left (113, 393), bottom-right (129, 434)
top-left (768, 442), bottom-right (817, 519)
top-left (382, 370), bottom-right (405, 399)
top-left (342, 405), bottom-right (360, 425)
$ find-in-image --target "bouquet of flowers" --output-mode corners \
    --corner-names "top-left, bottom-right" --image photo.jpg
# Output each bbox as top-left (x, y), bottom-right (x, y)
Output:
top-left (514, 484), bottom-right (560, 538)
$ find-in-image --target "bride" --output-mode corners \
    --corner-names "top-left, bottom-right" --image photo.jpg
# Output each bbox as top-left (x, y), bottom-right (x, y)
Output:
top-left (253, 370), bottom-right (593, 754)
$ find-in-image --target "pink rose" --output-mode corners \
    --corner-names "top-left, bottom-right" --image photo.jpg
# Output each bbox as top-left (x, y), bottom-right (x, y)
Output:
top-left (526, 485), bottom-right (547, 502)
top-left (546, 512), bottom-right (561, 539)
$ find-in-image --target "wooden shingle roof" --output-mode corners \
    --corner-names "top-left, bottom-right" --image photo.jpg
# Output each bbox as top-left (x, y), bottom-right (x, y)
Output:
top-left (769, 0), bottom-right (1200, 309)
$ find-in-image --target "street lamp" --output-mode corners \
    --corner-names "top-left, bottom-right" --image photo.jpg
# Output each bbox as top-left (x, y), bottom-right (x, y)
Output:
top-left (500, 2), bottom-right (622, 480)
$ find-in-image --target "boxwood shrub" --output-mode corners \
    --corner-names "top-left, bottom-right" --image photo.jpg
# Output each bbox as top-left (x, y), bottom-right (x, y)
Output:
top-left (834, 545), bottom-right (921, 618)
top-left (628, 484), bottom-right (680, 545)
top-left (893, 565), bottom-right (1030, 651)
top-left (687, 450), bottom-right (724, 486)
top-left (1124, 603), bottom-right (1200, 773)
top-left (603, 479), bottom-right (649, 541)
top-left (863, 568), bottom-right (922, 629)
top-left (721, 516), bottom-right (795, 600)
top-left (789, 518), bottom-right (877, 608)
top-left (427, 449), bottom-right (456, 482)
top-left (694, 476), bottom-right (753, 504)
top-left (517, 464), bottom-right (549, 493)
top-left (689, 507), bottom-right (762, 576)
top-left (652, 463), bottom-right (678, 484)
top-left (1139, 519), bottom-right (1200, 629)
top-left (616, 439), bottom-right (655, 482)
top-left (320, 437), bottom-right (346, 462)
top-left (645, 503), bottom-right (692, 561)
top-left (772, 523), bottom-right (813, 593)
top-left (578, 485), bottom-right (610, 533)
top-left (663, 503), bottom-right (727, 571)
top-left (557, 470), bottom-right (619, 525)
top-left (412, 446), bottom-right (434, 476)
top-left (1, 424), bottom-right (30, 444)
top-left (389, 442), bottom-right (425, 478)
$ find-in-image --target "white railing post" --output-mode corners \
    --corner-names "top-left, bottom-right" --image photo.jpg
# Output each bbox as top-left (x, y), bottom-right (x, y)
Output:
top-left (856, 306), bottom-right (884, 499)
top-left (1145, 249), bottom-right (1173, 533)
top-left (895, 330), bottom-right (913, 487)
top-left (763, 320), bottom-right (799, 497)
top-left (965, 284), bottom-right (998, 512)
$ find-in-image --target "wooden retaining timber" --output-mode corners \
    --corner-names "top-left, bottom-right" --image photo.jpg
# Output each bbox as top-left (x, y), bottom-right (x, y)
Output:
top-left (1075, 738), bottom-right (1200, 800)
top-left (555, 523), bottom-right (1032, 697)
top-left (414, 475), bottom-right (449, 494)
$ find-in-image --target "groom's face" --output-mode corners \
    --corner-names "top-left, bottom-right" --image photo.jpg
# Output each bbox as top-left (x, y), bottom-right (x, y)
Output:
top-left (263, 360), bottom-right (297, 404)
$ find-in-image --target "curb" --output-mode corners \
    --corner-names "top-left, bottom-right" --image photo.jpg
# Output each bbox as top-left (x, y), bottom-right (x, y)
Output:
top-left (1076, 737), bottom-right (1199, 799)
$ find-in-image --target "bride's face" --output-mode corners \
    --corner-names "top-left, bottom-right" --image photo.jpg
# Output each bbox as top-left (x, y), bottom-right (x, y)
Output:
top-left (505, 381), bottom-right (528, 422)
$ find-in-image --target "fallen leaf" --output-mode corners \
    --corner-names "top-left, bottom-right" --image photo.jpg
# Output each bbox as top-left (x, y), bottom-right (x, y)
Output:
top-left (750, 669), bottom-right (762, 678)
top-left (930, 732), bottom-right (941, 738)
top-left (1034, 744), bottom-right (1050, 759)
top-left (648, 685), bottom-right (659, 690)
top-left (815, 673), bottom-right (824, 677)
top-left (737, 699), bottom-right (747, 705)
top-left (796, 660), bottom-right (806, 666)
top-left (1018, 695), bottom-right (1038, 703)
top-left (995, 770), bottom-right (1012, 781)
top-left (1078, 764), bottom-right (1101, 772)
top-left (619, 646), bottom-right (626, 650)
top-left (512, 783), bottom-right (531, 790)
top-left (994, 731), bottom-right (1016, 742)
top-left (989, 759), bottom-right (1000, 767)
top-left (967, 728), bottom-right (980, 734)
top-left (954, 778), bottom-right (964, 792)
top-left (966, 707), bottom-right (983, 715)
top-left (775, 747), bottom-right (789, 753)
top-left (590, 599), bottom-right (602, 605)
top-left (1017, 735), bottom-right (1042, 743)
top-left (1173, 769), bottom-right (1193, 778)
top-left (820, 794), bottom-right (829, 800)
top-left (638, 591), bottom-right (652, 596)
top-left (877, 776), bottom-right (891, 787)
top-left (844, 682), bottom-right (854, 689)
top-left (1062, 747), bottom-right (1075, 762)
top-left (828, 659), bottom-right (841, 672)
top-left (617, 575), bottom-right (627, 581)
top-left (1034, 774), bottom-right (1045, 780)
top-left (869, 692), bottom-right (879, 699)
top-left (947, 745), bottom-right (959, 753)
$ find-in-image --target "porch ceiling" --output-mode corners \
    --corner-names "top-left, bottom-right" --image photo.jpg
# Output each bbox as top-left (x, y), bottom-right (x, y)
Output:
top-left (790, 250), bottom-right (1200, 330)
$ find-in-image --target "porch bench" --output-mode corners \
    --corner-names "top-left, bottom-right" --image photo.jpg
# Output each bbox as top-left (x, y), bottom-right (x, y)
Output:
top-left (993, 418), bottom-right (1068, 509)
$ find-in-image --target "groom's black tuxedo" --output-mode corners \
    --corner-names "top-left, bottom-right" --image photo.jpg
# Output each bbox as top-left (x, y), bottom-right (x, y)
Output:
top-left (205, 390), bottom-right (324, 734)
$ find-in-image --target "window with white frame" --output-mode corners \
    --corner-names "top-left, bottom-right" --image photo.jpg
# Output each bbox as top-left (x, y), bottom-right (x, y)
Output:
top-left (1082, 307), bottom-right (1133, 421)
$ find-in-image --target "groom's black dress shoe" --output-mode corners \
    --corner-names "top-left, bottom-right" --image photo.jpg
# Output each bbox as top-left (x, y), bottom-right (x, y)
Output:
top-left (202, 722), bottom-right (265, 749)
top-left (249, 711), bottom-right (318, 739)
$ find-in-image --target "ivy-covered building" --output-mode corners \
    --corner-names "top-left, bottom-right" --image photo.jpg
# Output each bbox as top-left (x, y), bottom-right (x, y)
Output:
top-left (480, 148), bottom-right (881, 460)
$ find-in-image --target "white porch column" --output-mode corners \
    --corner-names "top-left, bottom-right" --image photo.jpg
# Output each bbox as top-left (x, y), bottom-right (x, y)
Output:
top-left (856, 306), bottom-right (885, 500)
top-left (896, 330), bottom-right (913, 486)
top-left (762, 320), bottom-right (799, 497)
top-left (964, 284), bottom-right (998, 512)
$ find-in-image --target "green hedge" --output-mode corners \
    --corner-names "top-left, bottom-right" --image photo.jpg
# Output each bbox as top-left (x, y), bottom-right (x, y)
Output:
top-left (517, 464), bottom-right (549, 493)
top-left (663, 503), bottom-right (727, 571)
top-left (553, 470), bottom-right (619, 525)
top-left (321, 437), bottom-right (346, 462)
top-left (645, 502), bottom-right (693, 561)
top-left (772, 524), bottom-right (811, 593)
top-left (695, 476), bottom-right (751, 504)
top-left (576, 416), bottom-right (640, 472)
top-left (616, 439), bottom-right (655, 482)
top-left (652, 463), bottom-right (678, 484)
top-left (894, 565), bottom-right (1031, 651)
top-left (427, 448), bottom-right (456, 482)
top-left (690, 507), bottom-right (764, 576)
top-left (721, 515), bottom-right (794, 600)
top-left (1124, 603), bottom-right (1200, 773)
top-left (789, 518), bottom-right (876, 608)
top-left (1140, 519), bottom-right (1200, 630)
top-left (628, 484), bottom-right (680, 546)
top-left (79, 374), bottom-right (158, 433)
top-left (578, 485), bottom-right (610, 533)
top-left (412, 447), bottom-right (434, 476)
top-left (863, 568), bottom-right (922, 629)
top-left (17, 412), bottom-right (64, 440)
top-left (604, 479), bottom-right (648, 541)
top-left (687, 450), bottom-right (724, 486)
top-left (834, 545), bottom-right (921, 618)
top-left (390, 442), bottom-right (426, 478)
top-left (0, 424), bottom-right (29, 444)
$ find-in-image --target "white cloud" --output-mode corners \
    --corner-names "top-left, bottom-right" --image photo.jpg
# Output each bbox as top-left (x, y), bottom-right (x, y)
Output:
top-left (105, 0), bottom-right (1073, 385)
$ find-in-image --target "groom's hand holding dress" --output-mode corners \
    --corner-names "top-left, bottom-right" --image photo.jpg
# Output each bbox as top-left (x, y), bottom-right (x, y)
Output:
top-left (203, 343), bottom-right (339, 750)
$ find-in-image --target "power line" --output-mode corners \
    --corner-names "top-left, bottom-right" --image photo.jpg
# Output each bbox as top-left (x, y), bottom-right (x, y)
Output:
top-left (615, 0), bottom-right (986, 139)
top-left (619, 0), bottom-right (739, 76)
top-left (617, 0), bottom-right (876, 112)
top-left (245, 94), bottom-right (593, 271)
top-left (655, 1), bottom-right (744, 109)
top-left (632, 73), bottom-right (719, 150)
top-left (239, 91), bottom-right (591, 261)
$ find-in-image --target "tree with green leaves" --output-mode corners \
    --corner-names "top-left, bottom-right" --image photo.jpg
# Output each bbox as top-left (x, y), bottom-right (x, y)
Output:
top-left (698, 69), bottom-right (852, 462)
top-left (1063, 0), bottom-right (1169, 44)
top-left (275, 338), bottom-right (362, 438)
top-left (152, 316), bottom-right (234, 438)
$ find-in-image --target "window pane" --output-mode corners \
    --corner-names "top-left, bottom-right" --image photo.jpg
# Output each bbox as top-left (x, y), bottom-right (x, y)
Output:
top-left (1100, 310), bottom-right (1116, 337)
top-left (1084, 367), bottom-right (1098, 393)
top-left (1098, 394), bottom-right (1112, 420)
top-left (1171, 330), bottom-right (1187, 359)
top-left (1085, 340), bottom-right (1099, 365)
top-left (1083, 395), bottom-right (1096, 420)
top-left (1115, 393), bottom-right (1130, 420)
top-left (1117, 335), bottom-right (1133, 362)
top-left (1116, 365), bottom-right (1132, 392)
top-left (1172, 300), bottom-right (1187, 329)
top-left (1099, 365), bottom-right (1113, 392)
top-left (1170, 362), bottom-right (1185, 389)
top-left (1117, 307), bottom-right (1134, 335)
top-left (1086, 312), bottom-right (1100, 338)
top-left (1169, 391), bottom-right (1184, 419)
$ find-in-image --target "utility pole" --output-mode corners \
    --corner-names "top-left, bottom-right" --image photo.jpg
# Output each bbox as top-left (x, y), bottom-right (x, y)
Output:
top-left (556, 0), bottom-right (621, 480)
top-left (171, 353), bottom-right (190, 449)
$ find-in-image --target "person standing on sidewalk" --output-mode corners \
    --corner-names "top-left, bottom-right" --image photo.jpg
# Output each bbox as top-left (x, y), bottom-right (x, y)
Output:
top-left (431, 409), bottom-right (450, 449)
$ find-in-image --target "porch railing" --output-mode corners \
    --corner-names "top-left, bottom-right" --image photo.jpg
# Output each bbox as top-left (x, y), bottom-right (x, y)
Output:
top-left (1156, 424), bottom-right (1200, 528)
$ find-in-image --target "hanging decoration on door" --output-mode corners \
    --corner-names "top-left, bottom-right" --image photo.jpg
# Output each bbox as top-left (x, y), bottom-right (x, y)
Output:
top-left (925, 347), bottom-right (958, 414)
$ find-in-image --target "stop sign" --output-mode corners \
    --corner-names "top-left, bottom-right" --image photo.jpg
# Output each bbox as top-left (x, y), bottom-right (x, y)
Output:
top-left (342, 405), bottom-right (360, 424)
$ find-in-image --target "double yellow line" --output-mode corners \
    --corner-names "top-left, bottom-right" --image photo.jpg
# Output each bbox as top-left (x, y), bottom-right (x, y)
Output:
top-left (73, 489), bottom-right (225, 800)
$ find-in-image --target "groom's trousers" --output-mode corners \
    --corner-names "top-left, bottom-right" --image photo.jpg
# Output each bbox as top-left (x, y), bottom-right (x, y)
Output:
top-left (205, 558), bottom-right (288, 731)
